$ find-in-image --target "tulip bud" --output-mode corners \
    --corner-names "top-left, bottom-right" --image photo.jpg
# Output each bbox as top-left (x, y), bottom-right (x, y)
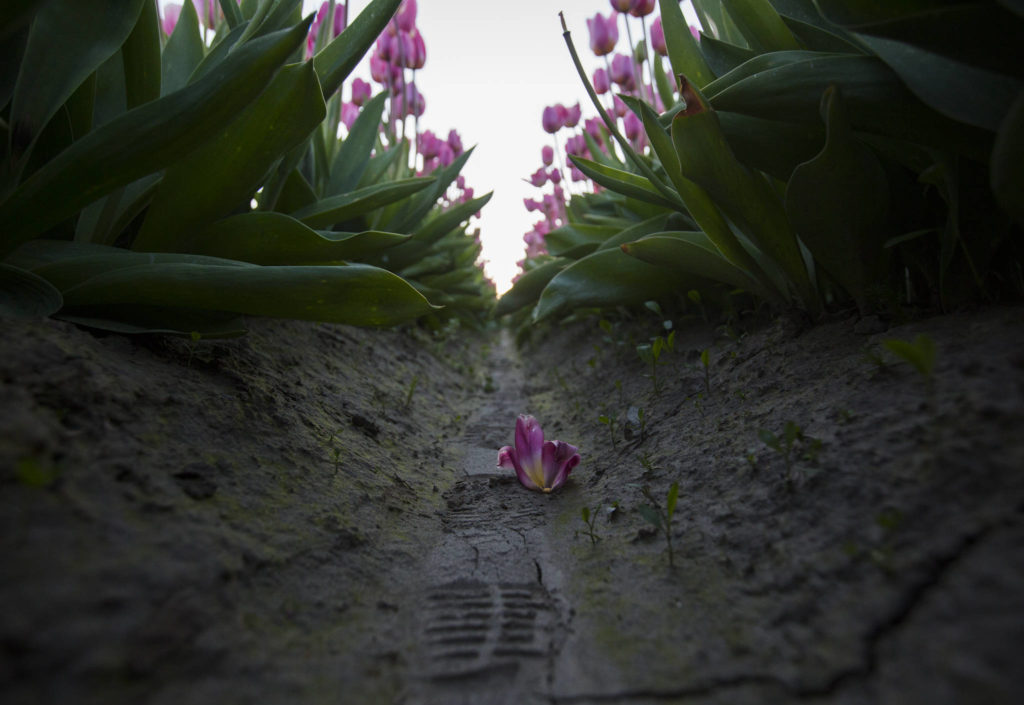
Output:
top-left (340, 102), bottom-right (359, 130)
top-left (609, 0), bottom-right (631, 13)
top-left (396, 0), bottom-right (417, 32)
top-left (612, 95), bottom-right (628, 117)
top-left (549, 168), bottom-right (562, 184)
top-left (624, 111), bottom-right (642, 141)
top-left (351, 78), bottom-right (371, 106)
top-left (593, 68), bottom-right (610, 95)
top-left (564, 103), bottom-right (582, 128)
top-left (162, 3), bottom-right (181, 35)
top-left (650, 16), bottom-right (667, 56)
top-left (409, 29), bottom-right (426, 69)
top-left (541, 145), bottom-right (554, 166)
top-left (541, 106), bottom-right (563, 134)
top-left (438, 142), bottom-right (454, 167)
top-left (586, 12), bottom-right (618, 57)
top-left (447, 129), bottom-right (463, 157)
top-left (609, 53), bottom-right (634, 87)
top-left (628, 0), bottom-right (655, 18)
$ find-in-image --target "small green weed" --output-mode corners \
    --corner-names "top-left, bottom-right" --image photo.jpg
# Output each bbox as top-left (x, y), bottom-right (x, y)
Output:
top-left (757, 421), bottom-right (822, 486)
top-left (577, 506), bottom-right (601, 545)
top-left (638, 482), bottom-right (680, 568)
top-left (636, 330), bottom-right (675, 397)
top-left (598, 412), bottom-right (618, 449)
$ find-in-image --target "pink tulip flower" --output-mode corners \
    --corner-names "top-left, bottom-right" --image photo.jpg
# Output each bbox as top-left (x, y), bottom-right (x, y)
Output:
top-left (586, 12), bottom-right (618, 57)
top-left (609, 0), bottom-right (632, 12)
top-left (340, 102), bottom-right (359, 130)
top-left (395, 83), bottom-right (425, 117)
top-left (162, 3), bottom-right (181, 35)
top-left (571, 166), bottom-right (587, 182)
top-left (447, 129), bottom-right (463, 157)
top-left (542, 105), bottom-right (563, 134)
top-left (409, 29), bottom-right (426, 69)
top-left (438, 142), bottom-right (454, 166)
top-left (593, 67), bottom-right (610, 94)
top-left (612, 95), bottom-right (628, 117)
top-left (629, 0), bottom-right (656, 17)
top-left (524, 198), bottom-right (542, 212)
top-left (529, 168), bottom-right (548, 187)
top-left (585, 117), bottom-right (604, 142)
top-left (542, 145), bottom-right (554, 166)
top-left (396, 0), bottom-right (417, 32)
top-left (197, 0), bottom-right (220, 28)
top-left (610, 53), bottom-right (635, 87)
top-left (624, 111), bottom-right (643, 141)
top-left (565, 103), bottom-right (582, 128)
top-left (549, 168), bottom-right (562, 184)
top-left (498, 415), bottom-right (581, 493)
top-left (375, 34), bottom-right (394, 62)
top-left (395, 31), bottom-right (416, 68)
top-left (650, 16), bottom-right (667, 55)
top-left (351, 78), bottom-right (371, 106)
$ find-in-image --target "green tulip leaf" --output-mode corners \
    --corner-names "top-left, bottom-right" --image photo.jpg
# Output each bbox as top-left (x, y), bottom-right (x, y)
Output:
top-left (658, 0), bottom-right (715, 89)
top-left (291, 178), bottom-right (435, 230)
top-left (58, 306), bottom-right (248, 337)
top-left (0, 18), bottom-right (311, 257)
top-left (855, 33), bottom-right (1022, 132)
top-left (9, 0), bottom-right (146, 165)
top-left (161, 0), bottom-right (204, 96)
top-left (190, 212), bottom-right (410, 264)
top-left (60, 262), bottom-right (437, 326)
top-left (121, 0), bottom-right (161, 109)
top-left (785, 86), bottom-right (891, 312)
top-left (133, 60), bottom-right (326, 252)
top-left (673, 79), bottom-right (817, 311)
top-left (314, 0), bottom-right (402, 99)
top-left (569, 155), bottom-right (682, 210)
top-left (720, 0), bottom-right (800, 53)
top-left (0, 263), bottom-right (63, 319)
top-left (699, 34), bottom-right (757, 77)
top-left (326, 91), bottom-right (388, 196)
top-left (545, 224), bottom-right (621, 258)
top-left (533, 248), bottom-right (688, 323)
top-left (494, 258), bottom-right (570, 318)
top-left (621, 231), bottom-right (775, 301)
top-left (707, 52), bottom-right (993, 161)
top-left (992, 90), bottom-right (1024, 226)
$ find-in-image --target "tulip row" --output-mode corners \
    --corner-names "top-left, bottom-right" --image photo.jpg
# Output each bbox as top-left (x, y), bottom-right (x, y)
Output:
top-left (0, 0), bottom-right (493, 335)
top-left (504, 0), bottom-right (1024, 324)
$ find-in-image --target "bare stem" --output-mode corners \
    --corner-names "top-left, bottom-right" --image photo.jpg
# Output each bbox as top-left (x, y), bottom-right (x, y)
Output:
top-left (558, 13), bottom-right (683, 209)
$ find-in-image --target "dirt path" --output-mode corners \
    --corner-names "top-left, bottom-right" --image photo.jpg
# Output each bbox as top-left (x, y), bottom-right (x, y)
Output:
top-left (2, 309), bottom-right (1024, 704)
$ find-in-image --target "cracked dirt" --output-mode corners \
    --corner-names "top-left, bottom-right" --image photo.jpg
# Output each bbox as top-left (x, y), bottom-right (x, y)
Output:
top-left (1, 306), bottom-right (1023, 704)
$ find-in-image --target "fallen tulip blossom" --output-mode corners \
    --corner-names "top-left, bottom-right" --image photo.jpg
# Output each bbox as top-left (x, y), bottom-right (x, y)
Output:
top-left (498, 415), bottom-right (580, 493)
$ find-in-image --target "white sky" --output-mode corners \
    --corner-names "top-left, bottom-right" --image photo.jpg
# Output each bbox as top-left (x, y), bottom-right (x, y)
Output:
top-left (161, 1), bottom-right (697, 294)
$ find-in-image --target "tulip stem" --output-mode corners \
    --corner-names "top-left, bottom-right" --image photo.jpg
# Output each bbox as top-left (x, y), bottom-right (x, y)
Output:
top-left (559, 13), bottom-right (685, 211)
top-left (552, 133), bottom-right (572, 198)
top-left (622, 14), bottom-right (642, 100)
top-left (640, 15), bottom-right (656, 105)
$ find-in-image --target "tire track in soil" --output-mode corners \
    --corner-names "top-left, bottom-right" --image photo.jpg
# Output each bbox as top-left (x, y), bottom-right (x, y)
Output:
top-left (402, 329), bottom-right (571, 705)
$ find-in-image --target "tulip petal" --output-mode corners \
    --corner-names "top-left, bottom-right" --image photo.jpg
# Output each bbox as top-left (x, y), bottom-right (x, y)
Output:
top-left (515, 415), bottom-right (545, 488)
top-left (499, 445), bottom-right (541, 491)
top-left (542, 440), bottom-right (581, 491)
